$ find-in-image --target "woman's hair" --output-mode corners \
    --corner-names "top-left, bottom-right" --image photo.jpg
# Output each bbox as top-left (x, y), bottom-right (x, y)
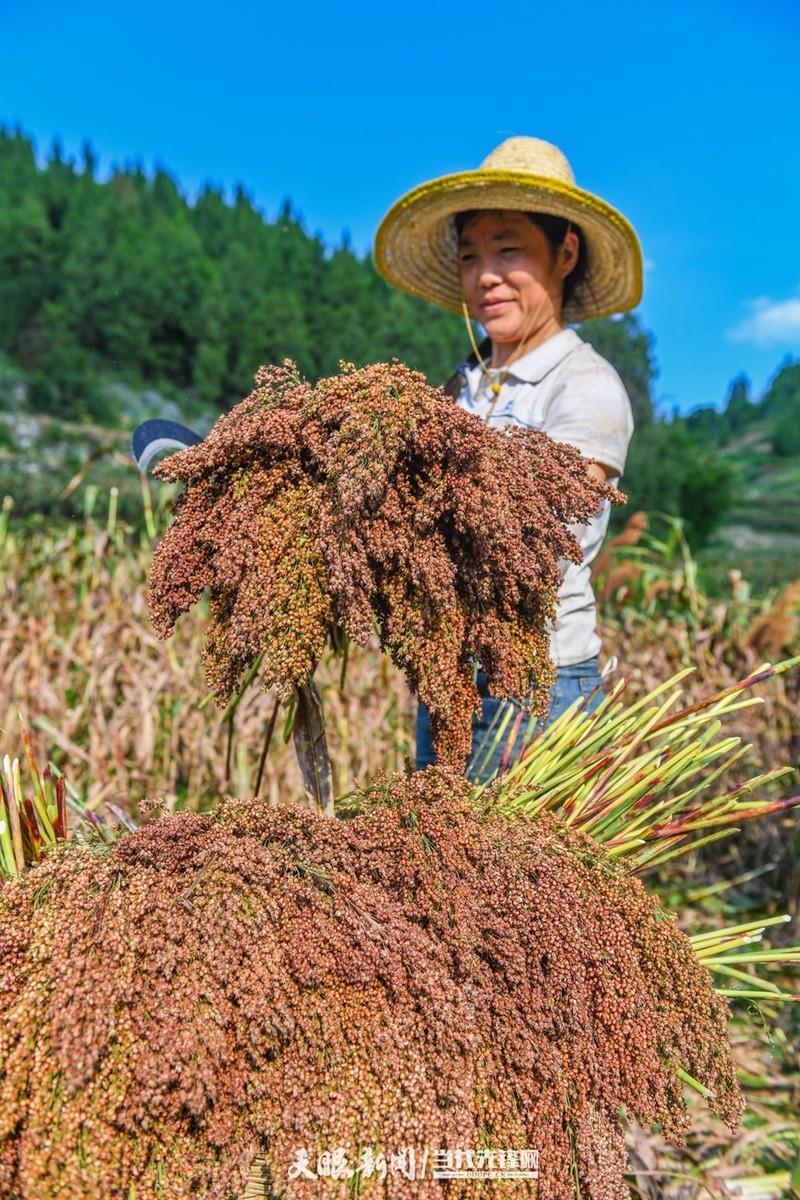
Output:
top-left (453, 210), bottom-right (589, 310)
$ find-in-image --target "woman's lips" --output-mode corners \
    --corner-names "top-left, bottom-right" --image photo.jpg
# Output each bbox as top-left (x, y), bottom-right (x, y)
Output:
top-left (481, 299), bottom-right (513, 315)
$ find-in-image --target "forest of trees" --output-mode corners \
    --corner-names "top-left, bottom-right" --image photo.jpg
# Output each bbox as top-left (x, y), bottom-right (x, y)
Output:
top-left (1, 126), bottom-right (796, 543)
top-left (0, 128), bottom-right (469, 420)
top-left (686, 365), bottom-right (800, 458)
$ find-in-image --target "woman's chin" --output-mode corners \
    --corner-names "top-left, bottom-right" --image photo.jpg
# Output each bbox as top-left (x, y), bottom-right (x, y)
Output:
top-left (483, 321), bottom-right (523, 344)
top-left (474, 314), bottom-right (520, 343)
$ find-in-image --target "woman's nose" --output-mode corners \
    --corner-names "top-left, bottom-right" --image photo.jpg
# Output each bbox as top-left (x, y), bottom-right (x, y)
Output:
top-left (477, 259), bottom-right (503, 287)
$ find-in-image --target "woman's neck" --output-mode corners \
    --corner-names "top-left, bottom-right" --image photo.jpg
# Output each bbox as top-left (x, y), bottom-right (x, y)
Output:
top-left (490, 316), bottom-right (564, 370)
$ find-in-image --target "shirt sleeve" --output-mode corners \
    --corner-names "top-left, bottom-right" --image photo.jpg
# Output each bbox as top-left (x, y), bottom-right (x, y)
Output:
top-left (542, 355), bottom-right (635, 477)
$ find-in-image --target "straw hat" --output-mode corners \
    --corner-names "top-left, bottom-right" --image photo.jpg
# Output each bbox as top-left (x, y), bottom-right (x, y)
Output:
top-left (374, 136), bottom-right (642, 324)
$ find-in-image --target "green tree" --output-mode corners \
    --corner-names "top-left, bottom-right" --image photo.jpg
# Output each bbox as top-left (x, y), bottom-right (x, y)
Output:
top-left (761, 359), bottom-right (800, 419)
top-left (0, 126), bottom-right (40, 196)
top-left (315, 244), bottom-right (373, 373)
top-left (684, 405), bottom-right (725, 442)
top-left (27, 299), bottom-right (106, 420)
top-left (192, 184), bottom-right (231, 260)
top-left (721, 373), bottom-right (753, 439)
top-left (193, 270), bottom-right (229, 402)
top-left (772, 408), bottom-right (800, 457)
top-left (0, 195), bottom-right (56, 359)
top-left (616, 420), bottom-right (734, 547)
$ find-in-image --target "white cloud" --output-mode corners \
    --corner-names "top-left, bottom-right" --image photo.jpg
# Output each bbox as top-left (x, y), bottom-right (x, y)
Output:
top-left (728, 292), bottom-right (800, 346)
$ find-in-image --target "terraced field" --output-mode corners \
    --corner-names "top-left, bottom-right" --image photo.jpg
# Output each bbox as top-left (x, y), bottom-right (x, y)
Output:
top-left (700, 425), bottom-right (800, 593)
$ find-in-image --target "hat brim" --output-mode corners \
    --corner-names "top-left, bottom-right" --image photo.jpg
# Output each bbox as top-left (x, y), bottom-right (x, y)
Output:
top-left (374, 169), bottom-right (643, 324)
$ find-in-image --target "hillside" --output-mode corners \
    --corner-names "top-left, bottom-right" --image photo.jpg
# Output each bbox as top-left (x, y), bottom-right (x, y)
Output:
top-left (700, 419), bottom-right (800, 592)
top-left (689, 363), bottom-right (800, 592)
top-left (1, 126), bottom-right (796, 582)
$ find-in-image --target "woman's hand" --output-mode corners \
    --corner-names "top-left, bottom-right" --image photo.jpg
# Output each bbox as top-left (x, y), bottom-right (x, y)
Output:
top-left (587, 461), bottom-right (617, 484)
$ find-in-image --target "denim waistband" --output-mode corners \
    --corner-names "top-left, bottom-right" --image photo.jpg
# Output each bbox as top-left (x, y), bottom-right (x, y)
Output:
top-left (554, 655), bottom-right (601, 677)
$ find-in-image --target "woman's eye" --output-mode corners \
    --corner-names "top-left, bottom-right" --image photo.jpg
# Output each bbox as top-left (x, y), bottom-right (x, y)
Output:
top-left (500, 246), bottom-right (521, 254)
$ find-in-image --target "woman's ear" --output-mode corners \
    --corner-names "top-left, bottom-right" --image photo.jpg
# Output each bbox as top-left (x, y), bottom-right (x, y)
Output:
top-left (560, 230), bottom-right (581, 279)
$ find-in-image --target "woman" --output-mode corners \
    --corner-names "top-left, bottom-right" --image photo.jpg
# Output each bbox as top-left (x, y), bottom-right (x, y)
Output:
top-left (374, 136), bottom-right (643, 781)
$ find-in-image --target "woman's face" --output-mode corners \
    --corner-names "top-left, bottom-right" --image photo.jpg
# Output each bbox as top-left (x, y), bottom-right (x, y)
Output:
top-left (456, 210), bottom-right (575, 345)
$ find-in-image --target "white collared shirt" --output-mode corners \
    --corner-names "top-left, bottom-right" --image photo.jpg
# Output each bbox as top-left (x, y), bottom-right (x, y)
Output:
top-left (455, 328), bottom-right (634, 666)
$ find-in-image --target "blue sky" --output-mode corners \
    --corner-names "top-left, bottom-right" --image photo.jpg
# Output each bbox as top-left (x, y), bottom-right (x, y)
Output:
top-left (3, 0), bottom-right (798, 413)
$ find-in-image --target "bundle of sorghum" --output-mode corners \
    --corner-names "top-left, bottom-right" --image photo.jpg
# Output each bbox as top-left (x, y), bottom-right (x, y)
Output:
top-left (147, 361), bottom-right (621, 767)
top-left (0, 770), bottom-right (742, 1200)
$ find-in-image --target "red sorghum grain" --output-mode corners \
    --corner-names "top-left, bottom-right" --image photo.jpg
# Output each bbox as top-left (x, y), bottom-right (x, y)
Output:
top-left (0, 771), bottom-right (742, 1199)
top-left (147, 360), bottom-right (622, 768)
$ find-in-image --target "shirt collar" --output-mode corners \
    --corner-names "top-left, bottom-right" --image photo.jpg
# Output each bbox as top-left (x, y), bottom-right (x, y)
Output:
top-left (481, 328), bottom-right (583, 385)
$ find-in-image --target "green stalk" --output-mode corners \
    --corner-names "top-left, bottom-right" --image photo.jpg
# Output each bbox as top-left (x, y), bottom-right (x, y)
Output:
top-left (675, 1065), bottom-right (715, 1098)
top-left (0, 789), bottom-right (18, 879)
top-left (690, 916), bottom-right (791, 946)
top-left (0, 493), bottom-right (13, 552)
top-left (715, 990), bottom-right (799, 1002)
top-left (3, 756), bottom-right (26, 876)
top-left (470, 699), bottom-right (517, 785)
top-left (140, 473), bottom-right (157, 542)
top-left (487, 657), bottom-right (800, 874)
top-left (709, 966), bottom-right (785, 994)
top-left (700, 950), bottom-right (800, 965)
top-left (573, 690), bottom-right (686, 823)
top-left (628, 826), bottom-right (736, 869)
top-left (106, 486), bottom-right (119, 538)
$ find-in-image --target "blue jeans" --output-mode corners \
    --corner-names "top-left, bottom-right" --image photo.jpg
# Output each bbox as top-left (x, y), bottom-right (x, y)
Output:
top-left (415, 656), bottom-right (605, 783)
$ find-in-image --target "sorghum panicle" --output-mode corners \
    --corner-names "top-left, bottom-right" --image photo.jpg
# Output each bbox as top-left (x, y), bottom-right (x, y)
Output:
top-left (148, 360), bottom-right (622, 767)
top-left (0, 772), bottom-right (742, 1199)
